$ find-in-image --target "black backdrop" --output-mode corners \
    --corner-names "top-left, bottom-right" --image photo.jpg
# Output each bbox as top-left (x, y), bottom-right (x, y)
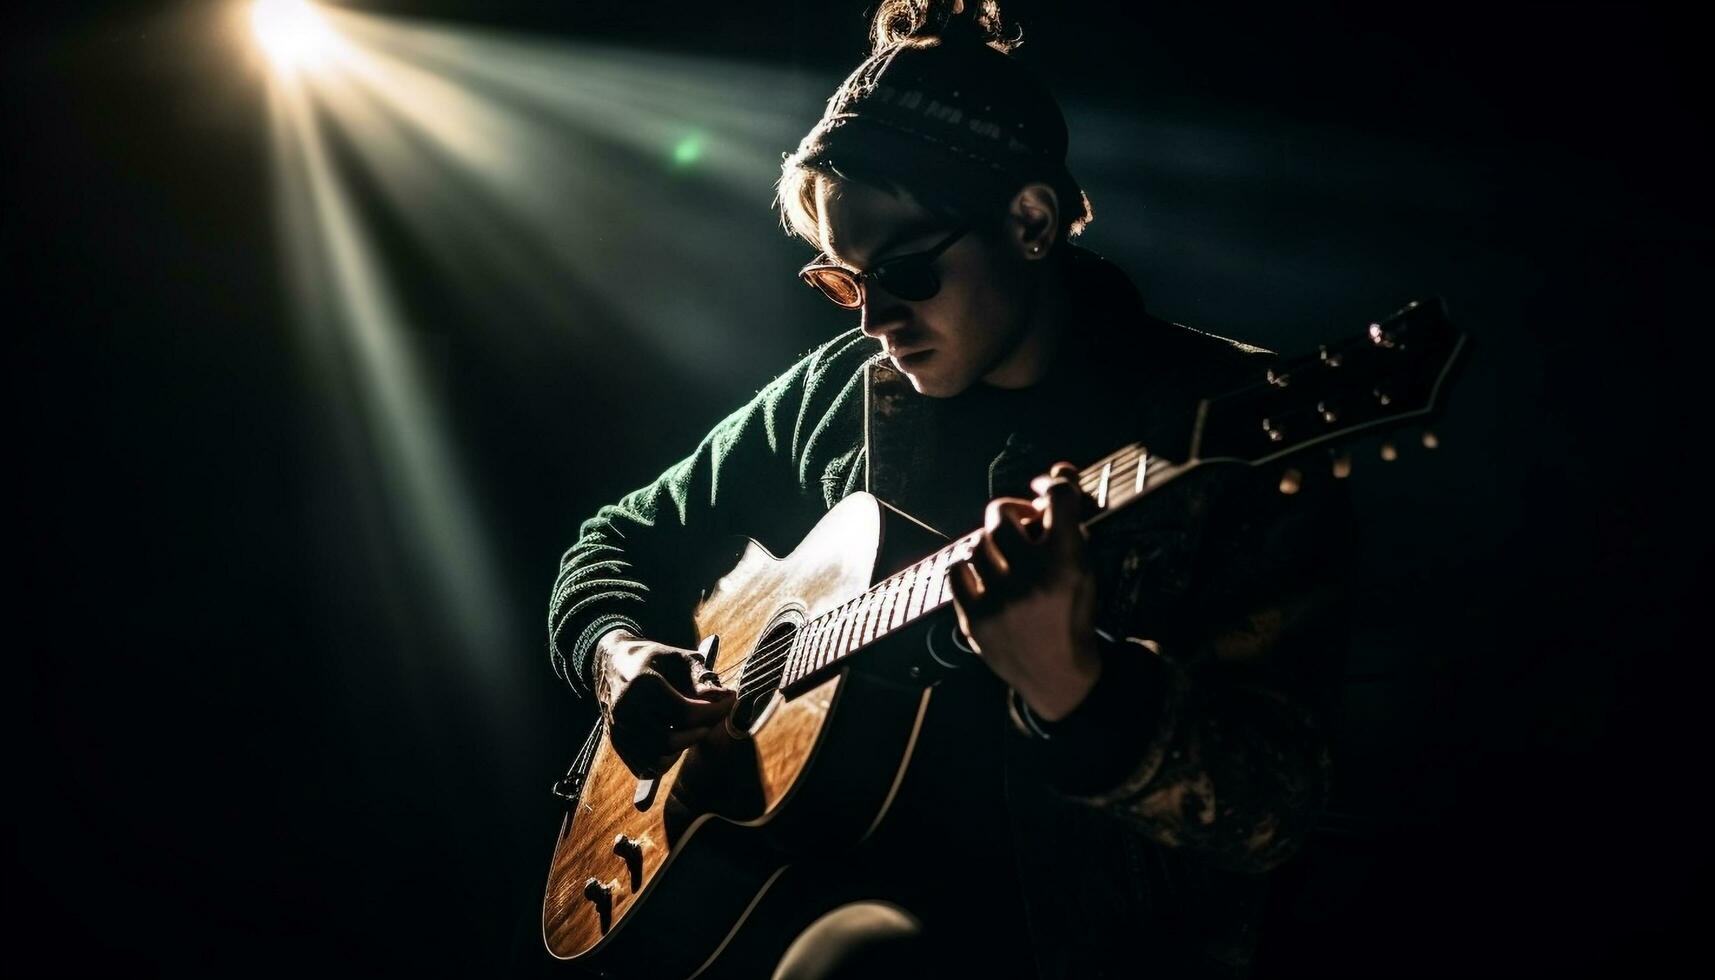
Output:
top-left (10, 1), bottom-right (1711, 975)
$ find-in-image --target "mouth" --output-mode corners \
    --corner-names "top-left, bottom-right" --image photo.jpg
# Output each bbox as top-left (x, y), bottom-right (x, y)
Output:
top-left (890, 349), bottom-right (934, 368)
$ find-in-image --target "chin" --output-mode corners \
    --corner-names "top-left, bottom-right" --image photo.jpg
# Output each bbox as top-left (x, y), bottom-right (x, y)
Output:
top-left (901, 366), bottom-right (973, 399)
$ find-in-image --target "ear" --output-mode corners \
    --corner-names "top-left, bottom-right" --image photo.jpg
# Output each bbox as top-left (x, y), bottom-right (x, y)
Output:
top-left (1005, 183), bottom-right (1061, 261)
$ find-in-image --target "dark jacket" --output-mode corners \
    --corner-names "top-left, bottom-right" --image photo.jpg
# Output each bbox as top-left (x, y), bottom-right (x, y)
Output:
top-left (549, 247), bottom-right (1350, 978)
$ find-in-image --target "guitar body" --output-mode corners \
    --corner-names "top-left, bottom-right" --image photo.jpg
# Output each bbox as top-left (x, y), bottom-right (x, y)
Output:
top-left (542, 492), bottom-right (936, 978)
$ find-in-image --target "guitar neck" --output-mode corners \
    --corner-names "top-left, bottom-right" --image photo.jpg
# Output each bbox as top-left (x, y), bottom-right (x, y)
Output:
top-left (776, 297), bottom-right (1468, 693)
top-left (778, 442), bottom-right (1190, 693)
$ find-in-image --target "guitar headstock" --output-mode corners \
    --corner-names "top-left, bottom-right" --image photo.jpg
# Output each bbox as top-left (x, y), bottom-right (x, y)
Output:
top-left (1189, 297), bottom-right (1469, 471)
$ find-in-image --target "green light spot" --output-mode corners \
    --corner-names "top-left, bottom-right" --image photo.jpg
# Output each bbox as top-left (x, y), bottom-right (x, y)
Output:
top-left (672, 136), bottom-right (702, 167)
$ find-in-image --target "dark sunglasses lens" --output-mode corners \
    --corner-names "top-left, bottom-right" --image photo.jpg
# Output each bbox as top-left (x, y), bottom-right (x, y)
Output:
top-left (872, 259), bottom-right (938, 301)
top-left (802, 268), bottom-right (862, 309)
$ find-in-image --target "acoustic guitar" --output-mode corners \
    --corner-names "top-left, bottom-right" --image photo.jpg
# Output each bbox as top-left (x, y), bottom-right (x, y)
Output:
top-left (542, 298), bottom-right (1469, 977)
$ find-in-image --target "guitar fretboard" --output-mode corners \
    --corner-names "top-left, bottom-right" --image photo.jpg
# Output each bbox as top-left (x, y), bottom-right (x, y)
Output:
top-left (778, 442), bottom-right (1182, 691)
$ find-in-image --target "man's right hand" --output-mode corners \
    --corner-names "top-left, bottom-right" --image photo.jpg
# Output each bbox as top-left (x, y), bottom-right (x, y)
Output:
top-left (595, 630), bottom-right (736, 780)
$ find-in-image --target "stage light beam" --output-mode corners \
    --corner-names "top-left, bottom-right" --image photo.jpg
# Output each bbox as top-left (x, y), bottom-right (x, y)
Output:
top-left (251, 0), bottom-right (338, 73)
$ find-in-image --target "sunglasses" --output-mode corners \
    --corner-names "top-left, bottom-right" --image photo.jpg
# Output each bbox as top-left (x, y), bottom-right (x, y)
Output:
top-left (797, 225), bottom-right (969, 309)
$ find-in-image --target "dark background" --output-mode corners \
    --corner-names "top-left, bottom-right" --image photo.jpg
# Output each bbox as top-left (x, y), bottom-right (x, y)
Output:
top-left (9, 1), bottom-right (1711, 975)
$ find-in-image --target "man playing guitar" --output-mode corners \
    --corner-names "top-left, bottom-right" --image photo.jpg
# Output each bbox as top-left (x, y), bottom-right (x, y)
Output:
top-left (549, 2), bottom-right (1352, 976)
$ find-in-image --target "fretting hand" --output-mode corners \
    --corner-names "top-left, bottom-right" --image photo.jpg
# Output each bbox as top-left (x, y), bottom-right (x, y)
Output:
top-left (948, 462), bottom-right (1102, 722)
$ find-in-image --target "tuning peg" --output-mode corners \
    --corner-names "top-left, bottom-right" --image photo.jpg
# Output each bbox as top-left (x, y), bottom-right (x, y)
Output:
top-left (1278, 467), bottom-right (1303, 495)
top-left (1319, 345), bottom-right (1343, 368)
top-left (1331, 452), bottom-right (1353, 479)
top-left (1317, 400), bottom-right (1339, 424)
top-left (1262, 418), bottom-right (1284, 443)
top-left (1421, 430), bottom-right (1440, 450)
top-left (1266, 367), bottom-right (1291, 388)
top-left (1372, 387), bottom-right (1393, 407)
top-left (1379, 441), bottom-right (1399, 462)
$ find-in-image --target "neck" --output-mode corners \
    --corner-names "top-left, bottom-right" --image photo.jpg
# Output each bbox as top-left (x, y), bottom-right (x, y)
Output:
top-left (980, 254), bottom-right (1070, 389)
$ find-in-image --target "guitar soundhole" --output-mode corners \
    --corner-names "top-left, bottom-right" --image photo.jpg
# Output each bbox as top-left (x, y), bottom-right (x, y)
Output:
top-left (728, 614), bottom-right (801, 737)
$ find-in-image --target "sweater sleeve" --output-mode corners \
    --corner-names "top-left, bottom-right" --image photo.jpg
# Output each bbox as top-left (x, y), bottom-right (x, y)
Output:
top-left (547, 332), bottom-right (873, 698)
top-left (1011, 465), bottom-right (1354, 872)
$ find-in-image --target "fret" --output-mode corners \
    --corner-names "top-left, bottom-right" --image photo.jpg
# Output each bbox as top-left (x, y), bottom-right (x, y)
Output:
top-left (784, 625), bottom-right (808, 682)
top-left (1134, 448), bottom-right (1149, 495)
top-left (804, 617), bottom-right (831, 675)
top-left (813, 608), bottom-right (840, 669)
top-left (905, 555), bottom-right (937, 620)
top-left (1096, 460), bottom-right (1112, 509)
top-left (857, 587), bottom-right (883, 647)
top-left (806, 615), bottom-right (832, 671)
top-left (871, 583), bottom-right (895, 640)
top-left (818, 605), bottom-right (844, 667)
top-left (873, 572), bottom-right (904, 640)
top-left (851, 591), bottom-right (873, 650)
top-left (931, 546), bottom-right (956, 607)
top-left (932, 549), bottom-right (960, 610)
top-left (818, 615), bottom-right (842, 667)
top-left (831, 600), bottom-right (860, 661)
top-left (948, 533), bottom-right (983, 605)
top-left (888, 563), bottom-right (919, 630)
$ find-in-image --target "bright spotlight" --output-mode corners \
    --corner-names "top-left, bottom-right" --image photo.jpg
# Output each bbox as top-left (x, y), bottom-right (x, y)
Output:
top-left (251, 0), bottom-right (338, 72)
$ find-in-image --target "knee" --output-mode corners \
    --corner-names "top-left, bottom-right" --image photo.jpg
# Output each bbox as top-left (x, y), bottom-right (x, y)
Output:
top-left (771, 901), bottom-right (926, 980)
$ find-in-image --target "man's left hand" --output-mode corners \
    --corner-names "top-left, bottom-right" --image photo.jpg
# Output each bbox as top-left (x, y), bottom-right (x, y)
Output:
top-left (949, 462), bottom-right (1102, 722)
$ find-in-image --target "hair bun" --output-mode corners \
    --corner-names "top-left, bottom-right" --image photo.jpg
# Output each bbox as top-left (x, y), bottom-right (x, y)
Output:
top-left (869, 0), bottom-right (1020, 56)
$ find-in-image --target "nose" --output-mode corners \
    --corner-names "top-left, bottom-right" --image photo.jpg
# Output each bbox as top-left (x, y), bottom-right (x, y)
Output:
top-left (858, 292), bottom-right (910, 340)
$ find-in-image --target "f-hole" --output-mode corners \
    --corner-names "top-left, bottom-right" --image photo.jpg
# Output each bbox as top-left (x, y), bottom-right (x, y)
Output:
top-left (727, 611), bottom-right (802, 738)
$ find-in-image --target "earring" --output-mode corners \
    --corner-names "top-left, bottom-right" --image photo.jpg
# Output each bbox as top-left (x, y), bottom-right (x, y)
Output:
top-left (1030, 245), bottom-right (1041, 255)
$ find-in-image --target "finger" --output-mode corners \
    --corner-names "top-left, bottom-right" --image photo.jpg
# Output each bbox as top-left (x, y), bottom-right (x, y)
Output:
top-left (966, 528), bottom-right (1007, 598)
top-left (984, 496), bottom-right (1036, 531)
top-left (610, 716), bottom-right (716, 765)
top-left (1033, 465), bottom-right (1085, 512)
top-left (616, 672), bottom-right (729, 735)
top-left (677, 692), bottom-right (736, 727)
top-left (947, 558), bottom-right (991, 618)
top-left (662, 724), bottom-right (715, 751)
top-left (946, 562), bottom-right (989, 655)
top-left (1049, 462), bottom-right (1103, 519)
top-left (643, 649), bottom-right (709, 697)
top-left (982, 497), bottom-right (1038, 574)
top-left (1041, 474), bottom-right (1085, 560)
top-left (691, 666), bottom-right (733, 700)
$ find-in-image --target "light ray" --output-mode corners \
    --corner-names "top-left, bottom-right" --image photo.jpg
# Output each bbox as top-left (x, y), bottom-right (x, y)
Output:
top-left (266, 63), bottom-right (515, 711)
top-left (251, 4), bottom-right (836, 727)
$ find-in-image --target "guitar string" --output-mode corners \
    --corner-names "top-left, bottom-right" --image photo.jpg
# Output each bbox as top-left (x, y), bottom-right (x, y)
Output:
top-left (707, 446), bottom-right (1155, 690)
top-left (709, 445), bottom-right (1159, 687)
top-left (708, 446), bottom-right (1150, 687)
top-left (710, 564), bottom-right (955, 688)
top-left (706, 402), bottom-right (1411, 692)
